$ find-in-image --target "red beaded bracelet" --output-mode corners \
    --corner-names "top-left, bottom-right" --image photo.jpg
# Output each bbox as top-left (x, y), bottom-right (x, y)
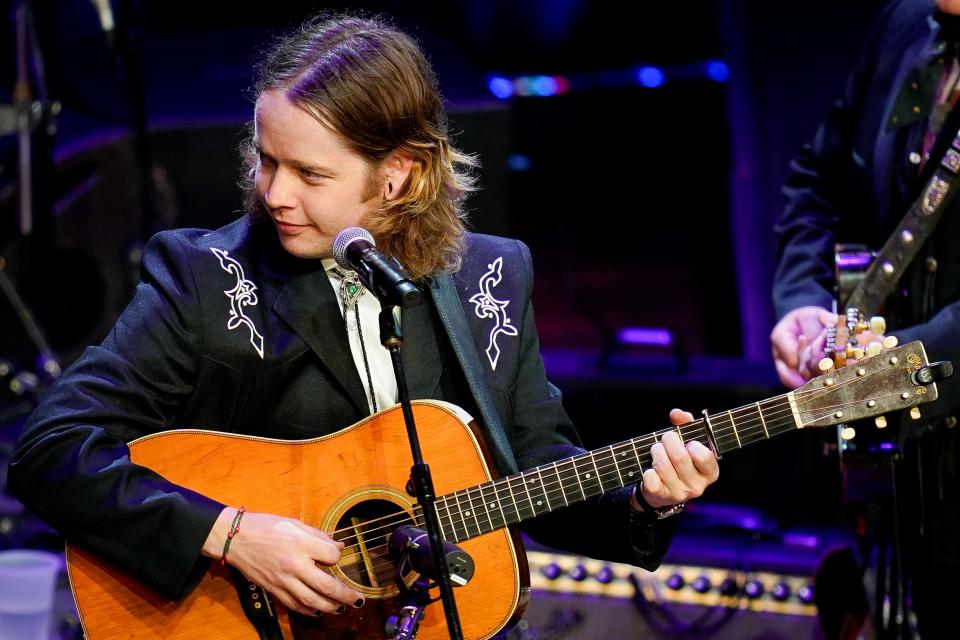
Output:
top-left (220, 506), bottom-right (246, 565)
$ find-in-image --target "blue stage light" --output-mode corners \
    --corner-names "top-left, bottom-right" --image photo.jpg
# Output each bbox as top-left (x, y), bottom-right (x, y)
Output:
top-left (636, 66), bottom-right (665, 88)
top-left (530, 75), bottom-right (558, 97)
top-left (506, 154), bottom-right (532, 171)
top-left (705, 60), bottom-right (730, 83)
top-left (488, 76), bottom-right (513, 99)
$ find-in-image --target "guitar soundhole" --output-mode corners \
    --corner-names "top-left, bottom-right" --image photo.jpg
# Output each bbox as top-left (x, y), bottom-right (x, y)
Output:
top-left (334, 499), bottom-right (416, 593)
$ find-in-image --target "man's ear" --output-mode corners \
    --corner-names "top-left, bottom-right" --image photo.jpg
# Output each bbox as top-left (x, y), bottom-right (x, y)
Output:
top-left (383, 149), bottom-right (415, 200)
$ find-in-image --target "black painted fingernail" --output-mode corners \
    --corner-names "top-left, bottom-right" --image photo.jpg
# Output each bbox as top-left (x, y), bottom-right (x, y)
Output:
top-left (354, 598), bottom-right (365, 608)
top-left (336, 605), bottom-right (346, 614)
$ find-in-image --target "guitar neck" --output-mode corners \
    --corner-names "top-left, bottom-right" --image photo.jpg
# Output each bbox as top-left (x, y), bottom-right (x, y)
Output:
top-left (430, 393), bottom-right (799, 543)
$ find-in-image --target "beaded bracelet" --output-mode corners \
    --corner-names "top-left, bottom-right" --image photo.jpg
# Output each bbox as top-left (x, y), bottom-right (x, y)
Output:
top-left (220, 506), bottom-right (246, 565)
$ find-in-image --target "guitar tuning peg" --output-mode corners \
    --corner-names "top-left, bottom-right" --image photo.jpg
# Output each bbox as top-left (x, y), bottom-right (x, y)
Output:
top-left (875, 416), bottom-right (887, 429)
top-left (909, 407), bottom-right (922, 421)
top-left (866, 341), bottom-right (884, 357)
top-left (840, 427), bottom-right (857, 440)
top-left (818, 357), bottom-right (834, 372)
top-left (882, 335), bottom-right (899, 349)
top-left (851, 348), bottom-right (865, 361)
top-left (869, 316), bottom-right (887, 335)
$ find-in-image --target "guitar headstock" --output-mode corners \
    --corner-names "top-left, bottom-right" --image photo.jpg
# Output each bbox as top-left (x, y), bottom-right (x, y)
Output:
top-left (794, 341), bottom-right (951, 429)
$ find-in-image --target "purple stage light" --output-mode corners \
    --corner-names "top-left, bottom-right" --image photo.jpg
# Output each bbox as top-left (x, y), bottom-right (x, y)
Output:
top-left (616, 327), bottom-right (673, 347)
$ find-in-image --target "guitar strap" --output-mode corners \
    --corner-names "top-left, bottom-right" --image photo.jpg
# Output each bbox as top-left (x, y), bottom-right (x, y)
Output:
top-left (847, 105), bottom-right (960, 316)
top-left (229, 567), bottom-right (285, 640)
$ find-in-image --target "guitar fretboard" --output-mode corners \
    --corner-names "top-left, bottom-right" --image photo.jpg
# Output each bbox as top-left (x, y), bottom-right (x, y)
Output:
top-left (422, 394), bottom-right (799, 543)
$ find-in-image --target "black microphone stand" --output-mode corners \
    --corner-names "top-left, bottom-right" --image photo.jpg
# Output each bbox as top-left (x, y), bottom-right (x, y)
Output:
top-left (378, 304), bottom-right (464, 640)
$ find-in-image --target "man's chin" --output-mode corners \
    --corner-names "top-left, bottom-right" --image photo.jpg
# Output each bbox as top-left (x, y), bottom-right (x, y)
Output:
top-left (276, 234), bottom-right (331, 260)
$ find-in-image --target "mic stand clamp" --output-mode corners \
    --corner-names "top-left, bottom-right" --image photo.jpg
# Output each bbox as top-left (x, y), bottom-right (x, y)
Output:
top-left (378, 304), bottom-right (465, 640)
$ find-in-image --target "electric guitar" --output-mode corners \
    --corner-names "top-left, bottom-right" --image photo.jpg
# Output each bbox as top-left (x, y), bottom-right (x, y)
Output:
top-left (65, 341), bottom-right (951, 640)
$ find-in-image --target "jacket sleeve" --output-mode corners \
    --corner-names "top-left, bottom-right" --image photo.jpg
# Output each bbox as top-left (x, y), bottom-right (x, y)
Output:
top-left (505, 241), bottom-right (676, 569)
top-left (772, 3), bottom-right (897, 319)
top-left (892, 302), bottom-right (960, 421)
top-left (8, 231), bottom-right (225, 601)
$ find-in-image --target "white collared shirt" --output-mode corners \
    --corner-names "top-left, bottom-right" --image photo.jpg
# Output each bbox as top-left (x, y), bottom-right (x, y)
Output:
top-left (323, 259), bottom-right (398, 414)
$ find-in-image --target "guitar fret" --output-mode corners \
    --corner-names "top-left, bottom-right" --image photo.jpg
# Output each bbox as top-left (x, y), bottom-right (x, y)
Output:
top-left (711, 412), bottom-right (738, 454)
top-left (726, 412), bottom-right (742, 448)
top-left (610, 445), bottom-right (624, 486)
top-left (440, 496), bottom-right (460, 543)
top-left (497, 476), bottom-right (523, 524)
top-left (463, 487), bottom-right (483, 535)
top-left (756, 401), bottom-right (770, 438)
top-left (762, 396), bottom-right (798, 435)
top-left (506, 475), bottom-right (533, 522)
top-left (574, 455), bottom-right (603, 497)
top-left (545, 462), bottom-right (567, 507)
top-left (593, 448), bottom-right (617, 492)
top-left (630, 438), bottom-right (646, 475)
top-left (617, 443), bottom-right (642, 483)
top-left (556, 459), bottom-right (584, 502)
top-left (519, 473), bottom-right (544, 517)
top-left (452, 490), bottom-right (476, 540)
top-left (479, 482), bottom-right (506, 533)
top-left (736, 405), bottom-right (768, 446)
top-left (714, 412), bottom-right (740, 451)
top-left (535, 467), bottom-right (552, 511)
top-left (589, 454), bottom-right (604, 491)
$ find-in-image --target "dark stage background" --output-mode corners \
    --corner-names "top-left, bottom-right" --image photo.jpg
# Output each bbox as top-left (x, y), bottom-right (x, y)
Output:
top-left (0, 1), bottom-right (890, 638)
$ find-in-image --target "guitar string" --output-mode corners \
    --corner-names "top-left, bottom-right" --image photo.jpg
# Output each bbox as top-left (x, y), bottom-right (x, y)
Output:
top-left (335, 390), bottom-right (914, 580)
top-left (327, 371), bottom-right (909, 567)
top-left (325, 362), bottom-right (898, 546)
top-left (326, 364), bottom-right (909, 549)
top-left (330, 401), bottom-right (898, 557)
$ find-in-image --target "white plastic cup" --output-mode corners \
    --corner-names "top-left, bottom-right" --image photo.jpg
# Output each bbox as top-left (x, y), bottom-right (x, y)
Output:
top-left (0, 549), bottom-right (62, 640)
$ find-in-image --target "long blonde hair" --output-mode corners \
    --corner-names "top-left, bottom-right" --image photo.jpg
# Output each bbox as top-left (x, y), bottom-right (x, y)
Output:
top-left (240, 13), bottom-right (477, 280)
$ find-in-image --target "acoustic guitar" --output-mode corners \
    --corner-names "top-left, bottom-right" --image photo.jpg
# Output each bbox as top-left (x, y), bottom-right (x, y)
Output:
top-left (65, 341), bottom-right (949, 639)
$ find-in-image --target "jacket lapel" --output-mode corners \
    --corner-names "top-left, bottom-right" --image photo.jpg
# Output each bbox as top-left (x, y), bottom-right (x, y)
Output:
top-left (273, 268), bottom-right (369, 416)
top-left (429, 273), bottom-right (519, 474)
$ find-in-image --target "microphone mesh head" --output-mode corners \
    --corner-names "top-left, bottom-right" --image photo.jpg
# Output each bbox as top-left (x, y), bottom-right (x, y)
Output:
top-left (332, 227), bottom-right (375, 270)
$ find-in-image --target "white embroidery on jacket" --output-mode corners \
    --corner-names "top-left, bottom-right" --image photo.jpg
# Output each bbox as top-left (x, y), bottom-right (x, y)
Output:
top-left (211, 247), bottom-right (265, 359)
top-left (469, 256), bottom-right (518, 370)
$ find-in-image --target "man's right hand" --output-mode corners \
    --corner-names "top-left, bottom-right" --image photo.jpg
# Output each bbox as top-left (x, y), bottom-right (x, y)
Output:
top-left (203, 508), bottom-right (365, 616)
top-left (770, 306), bottom-right (836, 388)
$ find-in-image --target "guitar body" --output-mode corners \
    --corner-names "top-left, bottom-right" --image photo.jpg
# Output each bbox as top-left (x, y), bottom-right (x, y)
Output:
top-left (66, 402), bottom-right (529, 639)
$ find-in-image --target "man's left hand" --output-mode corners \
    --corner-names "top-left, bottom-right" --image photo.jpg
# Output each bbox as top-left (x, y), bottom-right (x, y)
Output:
top-left (632, 408), bottom-right (720, 511)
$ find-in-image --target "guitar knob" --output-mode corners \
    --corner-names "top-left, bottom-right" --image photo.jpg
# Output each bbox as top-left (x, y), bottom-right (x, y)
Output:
top-left (718, 577), bottom-right (738, 596)
top-left (744, 579), bottom-right (764, 599)
top-left (569, 564), bottom-right (588, 582)
top-left (910, 407), bottom-right (922, 421)
top-left (840, 426), bottom-right (856, 440)
top-left (666, 573), bottom-right (685, 590)
top-left (869, 316), bottom-right (886, 335)
top-left (541, 563), bottom-right (563, 580)
top-left (595, 566), bottom-right (615, 584)
top-left (771, 582), bottom-right (791, 601)
top-left (818, 358), bottom-right (834, 372)
top-left (866, 341), bottom-right (884, 357)
top-left (875, 416), bottom-right (888, 429)
top-left (692, 575), bottom-right (712, 593)
top-left (882, 335), bottom-right (899, 349)
top-left (851, 348), bottom-right (865, 360)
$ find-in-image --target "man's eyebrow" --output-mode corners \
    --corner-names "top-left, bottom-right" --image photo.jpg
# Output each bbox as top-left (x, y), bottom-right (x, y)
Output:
top-left (289, 158), bottom-right (338, 176)
top-left (254, 144), bottom-right (337, 176)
